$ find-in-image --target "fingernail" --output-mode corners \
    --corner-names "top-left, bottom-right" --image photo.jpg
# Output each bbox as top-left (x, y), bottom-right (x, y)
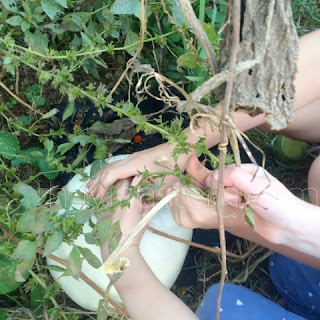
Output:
top-left (207, 172), bottom-right (217, 186)
top-left (97, 192), bottom-right (103, 199)
top-left (132, 175), bottom-right (142, 186)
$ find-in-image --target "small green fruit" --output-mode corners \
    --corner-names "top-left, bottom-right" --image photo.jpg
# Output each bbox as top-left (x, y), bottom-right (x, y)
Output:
top-left (273, 135), bottom-right (309, 165)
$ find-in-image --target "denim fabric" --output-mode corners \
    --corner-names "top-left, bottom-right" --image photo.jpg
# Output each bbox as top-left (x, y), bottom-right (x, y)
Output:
top-left (196, 254), bottom-right (320, 320)
top-left (269, 253), bottom-right (320, 320)
top-left (196, 283), bottom-right (305, 320)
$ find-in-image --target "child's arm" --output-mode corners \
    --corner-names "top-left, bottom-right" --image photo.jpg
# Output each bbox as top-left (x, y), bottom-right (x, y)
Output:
top-left (169, 155), bottom-right (320, 269)
top-left (221, 164), bottom-right (320, 268)
top-left (100, 179), bottom-right (198, 320)
top-left (113, 246), bottom-right (198, 320)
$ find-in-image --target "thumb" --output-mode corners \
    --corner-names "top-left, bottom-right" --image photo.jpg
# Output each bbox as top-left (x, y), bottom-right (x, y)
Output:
top-left (186, 154), bottom-right (213, 188)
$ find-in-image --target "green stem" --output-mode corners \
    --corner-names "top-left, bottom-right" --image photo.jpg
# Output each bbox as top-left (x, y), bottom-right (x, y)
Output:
top-left (8, 30), bottom-right (177, 60)
top-left (1, 112), bottom-right (40, 137)
top-left (0, 158), bottom-right (22, 182)
top-left (91, 3), bottom-right (110, 15)
top-left (10, 52), bottom-right (179, 142)
top-left (28, 269), bottom-right (46, 288)
top-left (199, 0), bottom-right (206, 22)
top-left (4, 293), bottom-right (25, 308)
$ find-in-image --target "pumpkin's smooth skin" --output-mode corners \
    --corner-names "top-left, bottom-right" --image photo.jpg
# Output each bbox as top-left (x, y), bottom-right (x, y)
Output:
top-left (47, 155), bottom-right (193, 311)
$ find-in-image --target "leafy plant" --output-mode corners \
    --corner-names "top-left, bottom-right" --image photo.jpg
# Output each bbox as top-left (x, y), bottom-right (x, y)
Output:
top-left (0, 0), bottom-right (315, 318)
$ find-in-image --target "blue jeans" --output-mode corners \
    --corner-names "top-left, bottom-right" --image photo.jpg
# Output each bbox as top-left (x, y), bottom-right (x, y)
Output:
top-left (196, 254), bottom-right (320, 320)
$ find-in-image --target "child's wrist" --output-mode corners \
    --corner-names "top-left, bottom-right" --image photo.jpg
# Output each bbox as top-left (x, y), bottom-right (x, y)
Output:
top-left (277, 197), bottom-right (307, 247)
top-left (282, 199), bottom-right (320, 256)
top-left (113, 247), bottom-right (146, 290)
top-left (119, 243), bottom-right (141, 258)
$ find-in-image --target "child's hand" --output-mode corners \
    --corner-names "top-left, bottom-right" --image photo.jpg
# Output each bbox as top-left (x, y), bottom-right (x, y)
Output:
top-left (99, 176), bottom-right (150, 261)
top-left (168, 155), bottom-right (241, 229)
top-left (169, 155), bottom-right (301, 245)
top-left (86, 145), bottom-right (179, 200)
top-left (114, 177), bottom-right (149, 243)
top-left (214, 163), bottom-right (300, 244)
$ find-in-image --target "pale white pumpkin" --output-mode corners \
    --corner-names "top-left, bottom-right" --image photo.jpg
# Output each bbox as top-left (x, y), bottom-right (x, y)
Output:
top-left (47, 155), bottom-right (193, 311)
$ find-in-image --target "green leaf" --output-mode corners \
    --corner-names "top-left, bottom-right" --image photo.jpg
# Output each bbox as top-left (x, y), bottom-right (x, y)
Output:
top-left (29, 151), bottom-right (45, 159)
top-left (108, 221), bottom-right (121, 253)
top-left (2, 0), bottom-right (18, 13)
top-left (37, 95), bottom-right (50, 108)
top-left (41, 108), bottom-right (59, 119)
top-left (11, 147), bottom-right (44, 166)
top-left (15, 258), bottom-right (34, 282)
top-left (177, 52), bottom-right (199, 70)
top-left (41, 0), bottom-right (59, 20)
top-left (43, 231), bottom-right (64, 256)
top-left (84, 232), bottom-right (95, 245)
top-left (111, 0), bottom-right (151, 19)
top-left (94, 217), bottom-right (112, 245)
top-left (0, 254), bottom-right (28, 294)
top-left (0, 309), bottom-right (7, 320)
top-left (43, 138), bottom-right (54, 152)
top-left (67, 247), bottom-right (83, 279)
top-left (11, 148), bottom-right (58, 179)
top-left (94, 139), bottom-right (107, 160)
top-left (21, 1), bottom-right (32, 15)
top-left (97, 299), bottom-right (108, 320)
top-left (66, 209), bottom-right (93, 224)
top-left (80, 32), bottom-right (92, 46)
top-left (47, 264), bottom-right (66, 272)
top-left (0, 130), bottom-right (20, 160)
top-left (69, 134), bottom-right (92, 146)
top-left (29, 285), bottom-right (46, 310)
top-left (58, 188), bottom-right (73, 210)
top-left (12, 240), bottom-right (37, 260)
top-left (13, 182), bottom-right (40, 210)
top-left (124, 29), bottom-right (140, 56)
top-left (0, 10), bottom-right (8, 22)
top-left (38, 158), bottom-right (59, 180)
top-left (168, 0), bottom-right (188, 27)
top-left (17, 207), bottom-right (54, 234)
top-left (87, 121), bottom-right (109, 132)
top-left (245, 207), bottom-right (255, 230)
top-left (101, 8), bottom-right (114, 20)
top-left (77, 246), bottom-right (102, 269)
top-left (10, 115), bottom-right (31, 132)
top-left (24, 30), bottom-right (48, 53)
top-left (111, 138), bottom-right (131, 144)
top-left (21, 20), bottom-right (31, 32)
top-left (57, 142), bottom-right (74, 155)
top-left (6, 15), bottom-right (23, 26)
top-left (62, 102), bottom-right (75, 121)
top-left (195, 137), bottom-right (207, 157)
top-left (71, 149), bottom-right (89, 168)
top-left (62, 12), bottom-right (91, 31)
top-left (90, 159), bottom-right (105, 178)
top-left (202, 22), bottom-right (220, 46)
top-left (55, 0), bottom-right (68, 8)
top-left (185, 76), bottom-right (206, 82)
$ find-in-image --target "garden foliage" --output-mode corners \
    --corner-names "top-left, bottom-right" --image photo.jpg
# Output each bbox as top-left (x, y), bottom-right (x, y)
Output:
top-left (0, 0), bottom-right (226, 318)
top-left (0, 0), bottom-right (319, 318)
